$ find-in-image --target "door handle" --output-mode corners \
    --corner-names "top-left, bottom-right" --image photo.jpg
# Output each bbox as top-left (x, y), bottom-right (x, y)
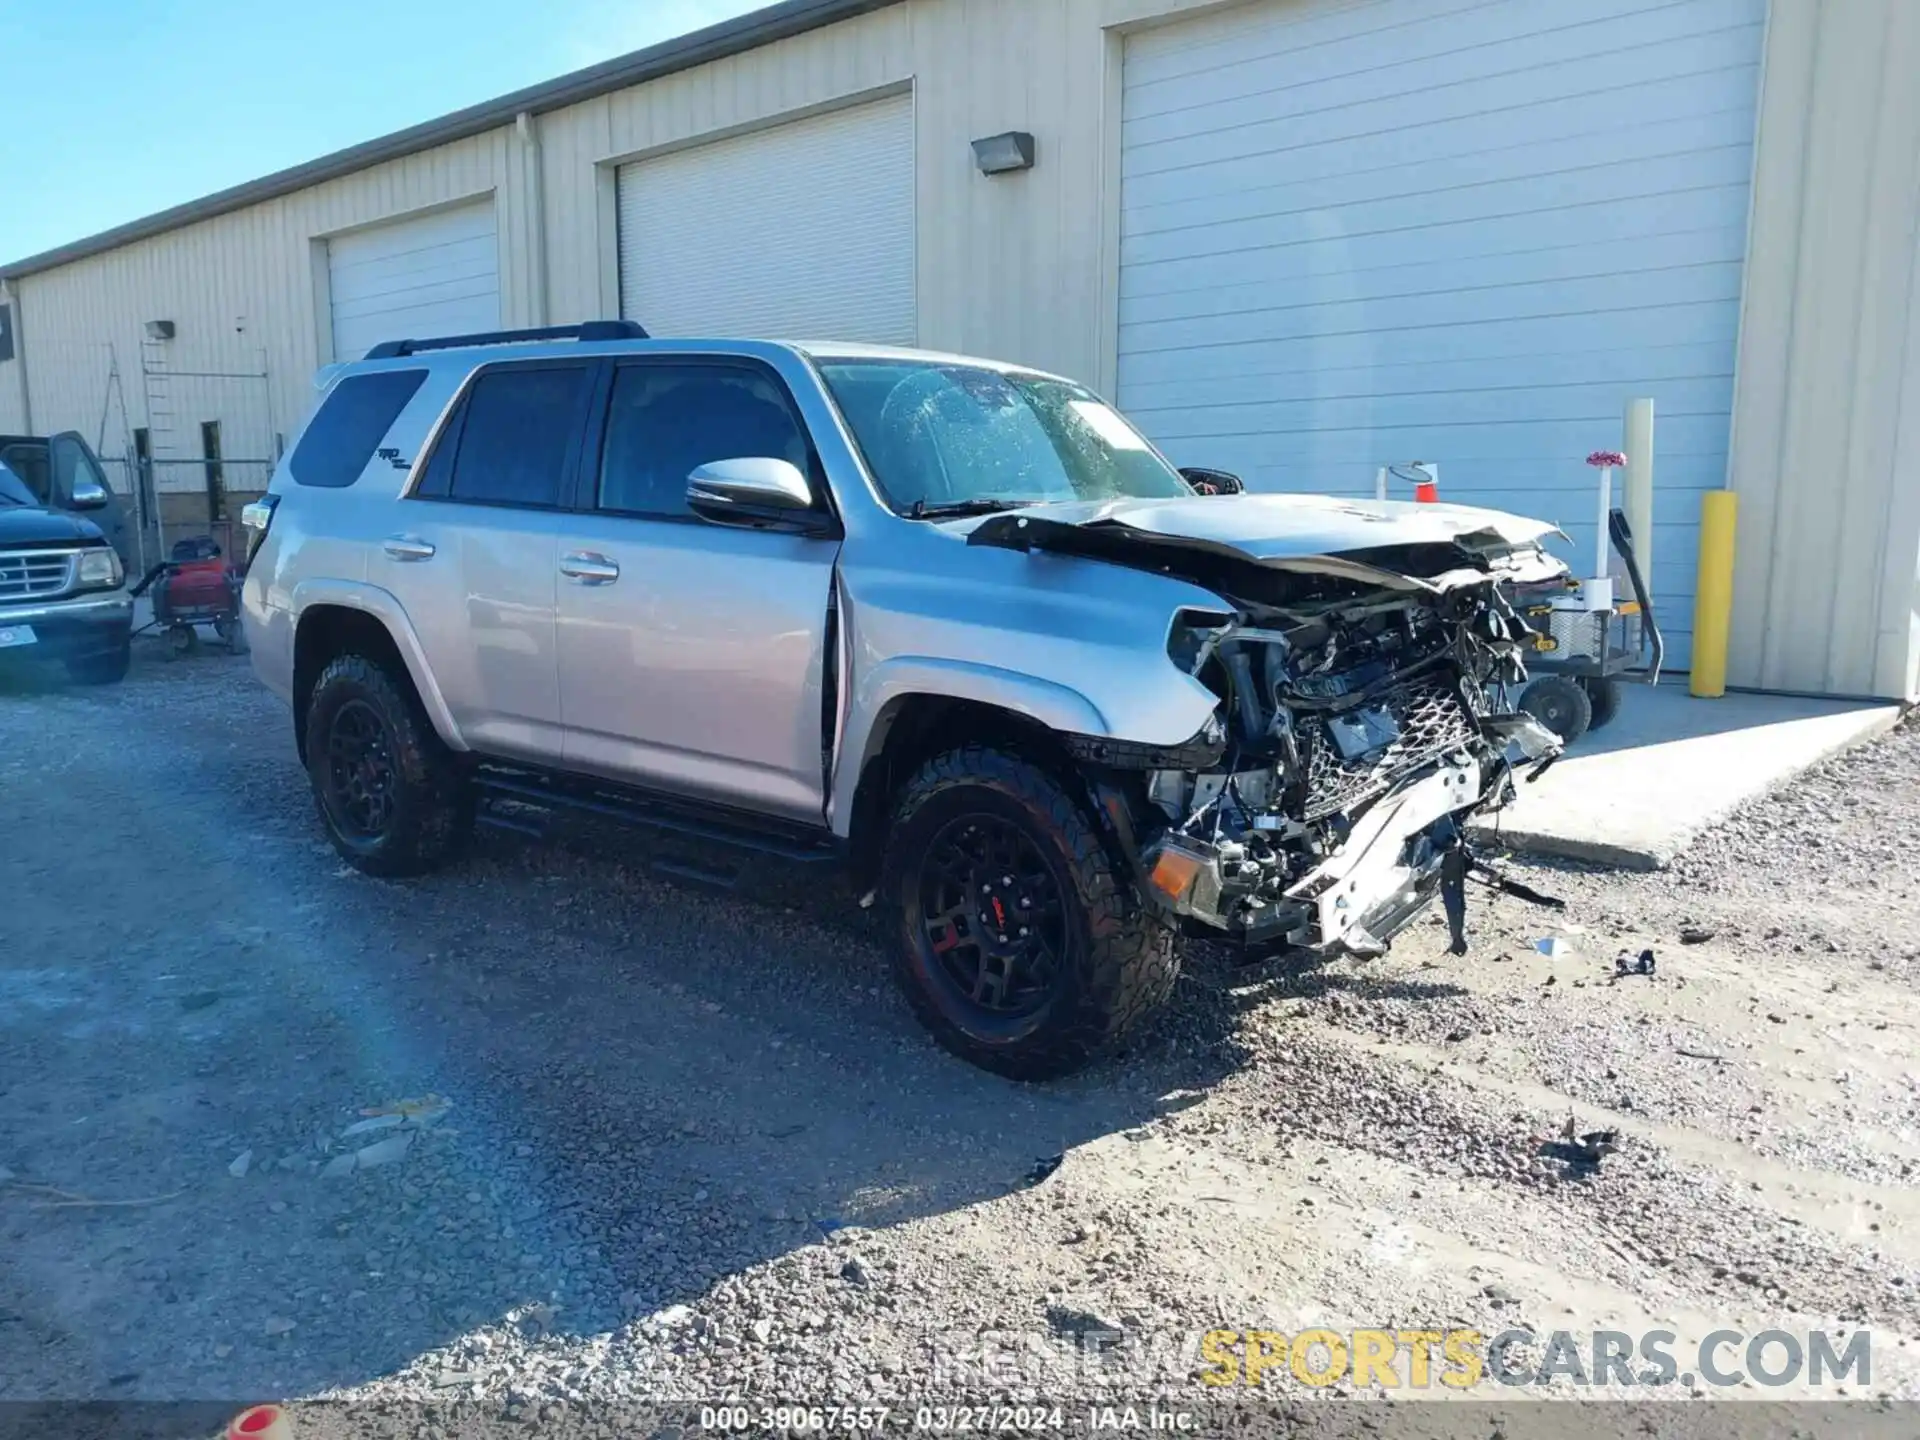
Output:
top-left (383, 534), bottom-right (436, 562)
top-left (560, 551), bottom-right (619, 585)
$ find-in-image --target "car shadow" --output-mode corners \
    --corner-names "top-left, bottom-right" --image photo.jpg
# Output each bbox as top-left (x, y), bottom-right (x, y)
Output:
top-left (253, 821), bottom-right (1262, 1393)
top-left (0, 689), bottom-right (1269, 1411)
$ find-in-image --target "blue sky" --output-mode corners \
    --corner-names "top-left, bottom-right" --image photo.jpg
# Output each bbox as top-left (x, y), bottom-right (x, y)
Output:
top-left (0, 0), bottom-right (764, 264)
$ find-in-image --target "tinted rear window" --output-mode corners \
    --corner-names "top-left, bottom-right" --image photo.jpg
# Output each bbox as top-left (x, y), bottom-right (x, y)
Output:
top-left (447, 365), bottom-right (591, 508)
top-left (290, 370), bottom-right (427, 488)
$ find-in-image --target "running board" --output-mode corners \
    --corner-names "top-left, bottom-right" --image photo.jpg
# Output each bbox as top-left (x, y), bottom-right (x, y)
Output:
top-left (471, 767), bottom-right (843, 866)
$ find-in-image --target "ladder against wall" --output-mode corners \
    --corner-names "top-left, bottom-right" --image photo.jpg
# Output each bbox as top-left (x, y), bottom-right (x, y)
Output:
top-left (138, 338), bottom-right (276, 561)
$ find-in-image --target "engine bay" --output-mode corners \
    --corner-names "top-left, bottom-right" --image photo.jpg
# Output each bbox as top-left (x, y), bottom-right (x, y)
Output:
top-left (1136, 575), bottom-right (1559, 952)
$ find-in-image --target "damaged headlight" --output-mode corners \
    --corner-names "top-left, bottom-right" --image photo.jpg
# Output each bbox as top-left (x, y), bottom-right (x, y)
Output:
top-left (1166, 608), bottom-right (1236, 681)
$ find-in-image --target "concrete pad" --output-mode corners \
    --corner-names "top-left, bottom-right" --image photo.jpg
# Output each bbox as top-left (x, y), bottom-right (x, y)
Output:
top-left (1469, 678), bottom-right (1903, 869)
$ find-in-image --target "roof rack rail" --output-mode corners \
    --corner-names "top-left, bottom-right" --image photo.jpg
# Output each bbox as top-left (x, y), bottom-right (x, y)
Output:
top-left (365, 319), bottom-right (649, 360)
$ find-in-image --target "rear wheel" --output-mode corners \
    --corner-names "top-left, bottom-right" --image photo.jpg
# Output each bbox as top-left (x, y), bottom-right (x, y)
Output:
top-left (1582, 676), bottom-right (1624, 732)
top-left (305, 653), bottom-right (471, 877)
top-left (880, 746), bottom-right (1179, 1081)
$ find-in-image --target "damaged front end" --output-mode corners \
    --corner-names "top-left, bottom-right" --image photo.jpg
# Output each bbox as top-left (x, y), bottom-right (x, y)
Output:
top-left (1135, 590), bottom-right (1563, 957)
top-left (974, 499), bottom-right (1569, 957)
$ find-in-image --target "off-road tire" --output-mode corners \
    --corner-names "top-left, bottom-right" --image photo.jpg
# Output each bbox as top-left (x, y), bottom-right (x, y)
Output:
top-left (305, 653), bottom-right (472, 878)
top-left (880, 745), bottom-right (1180, 1081)
top-left (66, 641), bottom-right (131, 686)
top-left (1582, 675), bottom-right (1624, 732)
top-left (1520, 674), bottom-right (1593, 744)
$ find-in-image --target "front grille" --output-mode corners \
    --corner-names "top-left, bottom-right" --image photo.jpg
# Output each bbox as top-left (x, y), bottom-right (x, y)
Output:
top-left (1299, 674), bottom-right (1477, 822)
top-left (0, 549), bottom-right (74, 601)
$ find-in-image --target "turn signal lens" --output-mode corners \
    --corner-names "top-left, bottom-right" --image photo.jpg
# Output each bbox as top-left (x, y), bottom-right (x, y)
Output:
top-left (1148, 846), bottom-right (1204, 905)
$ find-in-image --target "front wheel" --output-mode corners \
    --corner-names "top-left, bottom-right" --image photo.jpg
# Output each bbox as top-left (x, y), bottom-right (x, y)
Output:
top-left (879, 746), bottom-right (1180, 1081)
top-left (305, 653), bottom-right (472, 878)
top-left (66, 641), bottom-right (131, 686)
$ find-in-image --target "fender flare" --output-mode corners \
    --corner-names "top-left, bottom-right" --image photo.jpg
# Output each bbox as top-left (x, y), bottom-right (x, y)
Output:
top-left (290, 579), bottom-right (469, 751)
top-left (828, 655), bottom-right (1108, 836)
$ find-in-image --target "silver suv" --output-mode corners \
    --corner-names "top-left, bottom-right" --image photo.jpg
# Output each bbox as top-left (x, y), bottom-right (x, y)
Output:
top-left (241, 322), bottom-right (1567, 1079)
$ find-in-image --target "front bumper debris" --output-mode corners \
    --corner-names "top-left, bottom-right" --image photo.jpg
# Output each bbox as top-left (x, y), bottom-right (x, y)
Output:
top-left (1141, 759), bottom-right (1485, 951)
top-left (1137, 711), bottom-right (1567, 957)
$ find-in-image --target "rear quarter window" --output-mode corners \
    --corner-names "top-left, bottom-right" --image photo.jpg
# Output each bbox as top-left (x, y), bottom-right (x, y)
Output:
top-left (290, 369), bottom-right (428, 488)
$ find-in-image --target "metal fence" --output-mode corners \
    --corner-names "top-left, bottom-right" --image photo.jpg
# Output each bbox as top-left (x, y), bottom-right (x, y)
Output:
top-left (97, 452), bottom-right (275, 574)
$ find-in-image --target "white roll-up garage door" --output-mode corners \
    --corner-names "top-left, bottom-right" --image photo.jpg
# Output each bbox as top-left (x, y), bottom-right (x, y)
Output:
top-left (1118, 0), bottom-right (1765, 666)
top-left (617, 93), bottom-right (916, 344)
top-left (327, 201), bottom-right (501, 361)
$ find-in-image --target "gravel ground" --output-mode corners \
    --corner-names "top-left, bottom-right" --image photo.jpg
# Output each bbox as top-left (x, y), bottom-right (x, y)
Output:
top-left (3, 644), bottom-right (1918, 1436)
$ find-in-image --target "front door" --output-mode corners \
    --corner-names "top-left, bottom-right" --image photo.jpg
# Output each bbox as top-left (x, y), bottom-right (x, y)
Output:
top-left (377, 359), bottom-right (596, 763)
top-left (555, 357), bottom-right (840, 823)
top-left (47, 433), bottom-right (137, 572)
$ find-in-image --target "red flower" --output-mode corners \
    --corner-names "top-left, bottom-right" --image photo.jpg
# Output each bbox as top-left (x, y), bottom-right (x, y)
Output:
top-left (1587, 450), bottom-right (1627, 467)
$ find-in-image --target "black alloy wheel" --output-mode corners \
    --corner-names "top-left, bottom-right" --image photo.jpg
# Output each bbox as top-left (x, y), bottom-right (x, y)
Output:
top-left (323, 698), bottom-right (399, 841)
top-left (880, 745), bottom-right (1182, 1079)
top-left (915, 812), bottom-right (1068, 1022)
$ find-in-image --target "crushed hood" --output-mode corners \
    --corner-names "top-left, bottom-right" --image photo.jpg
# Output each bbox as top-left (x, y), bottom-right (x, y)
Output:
top-left (965, 493), bottom-right (1566, 593)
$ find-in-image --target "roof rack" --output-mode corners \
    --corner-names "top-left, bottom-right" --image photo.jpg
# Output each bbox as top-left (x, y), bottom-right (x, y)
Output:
top-left (364, 319), bottom-right (650, 360)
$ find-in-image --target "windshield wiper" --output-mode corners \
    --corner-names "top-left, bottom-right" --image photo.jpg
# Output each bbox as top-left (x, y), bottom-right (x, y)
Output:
top-left (907, 498), bottom-right (1038, 520)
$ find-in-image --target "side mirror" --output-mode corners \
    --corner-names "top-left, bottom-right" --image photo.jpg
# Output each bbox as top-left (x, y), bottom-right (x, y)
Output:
top-left (1181, 467), bottom-right (1243, 496)
top-left (69, 475), bottom-right (111, 510)
top-left (687, 457), bottom-right (825, 531)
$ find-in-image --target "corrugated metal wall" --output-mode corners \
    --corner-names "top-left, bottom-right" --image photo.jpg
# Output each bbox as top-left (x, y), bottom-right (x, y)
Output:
top-left (8, 0), bottom-right (1154, 467)
top-left (534, 0), bottom-right (1162, 384)
top-left (0, 364), bottom-right (24, 434)
top-left (5, 0), bottom-right (1915, 696)
top-left (1725, 0), bottom-right (1920, 699)
top-left (11, 130), bottom-right (532, 497)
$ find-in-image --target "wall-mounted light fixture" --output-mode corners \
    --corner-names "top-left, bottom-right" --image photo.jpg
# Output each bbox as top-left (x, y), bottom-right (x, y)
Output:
top-left (971, 131), bottom-right (1036, 176)
top-left (144, 319), bottom-right (176, 341)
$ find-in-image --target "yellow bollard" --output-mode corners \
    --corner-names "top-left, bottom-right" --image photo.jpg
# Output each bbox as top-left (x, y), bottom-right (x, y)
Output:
top-left (1690, 489), bottom-right (1738, 697)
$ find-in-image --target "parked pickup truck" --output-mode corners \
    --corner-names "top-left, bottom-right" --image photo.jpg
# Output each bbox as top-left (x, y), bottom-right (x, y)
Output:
top-left (0, 458), bottom-right (133, 684)
top-left (0, 431), bottom-right (137, 573)
top-left (242, 323), bottom-right (1566, 1079)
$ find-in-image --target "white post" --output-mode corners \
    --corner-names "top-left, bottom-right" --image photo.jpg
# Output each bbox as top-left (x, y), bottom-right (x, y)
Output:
top-left (1622, 398), bottom-right (1655, 599)
top-left (1374, 466), bottom-right (1388, 502)
top-left (1594, 461), bottom-right (1613, 580)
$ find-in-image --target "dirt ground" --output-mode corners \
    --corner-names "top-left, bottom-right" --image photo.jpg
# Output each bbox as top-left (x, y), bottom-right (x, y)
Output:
top-left (3, 643), bottom-right (1918, 1436)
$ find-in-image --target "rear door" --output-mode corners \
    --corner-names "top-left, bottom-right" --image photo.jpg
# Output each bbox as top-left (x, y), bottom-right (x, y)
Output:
top-left (554, 356), bottom-right (841, 822)
top-left (379, 360), bottom-right (595, 762)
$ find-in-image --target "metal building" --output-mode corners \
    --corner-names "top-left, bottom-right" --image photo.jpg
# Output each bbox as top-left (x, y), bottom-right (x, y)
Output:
top-left (0, 0), bottom-right (1914, 699)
